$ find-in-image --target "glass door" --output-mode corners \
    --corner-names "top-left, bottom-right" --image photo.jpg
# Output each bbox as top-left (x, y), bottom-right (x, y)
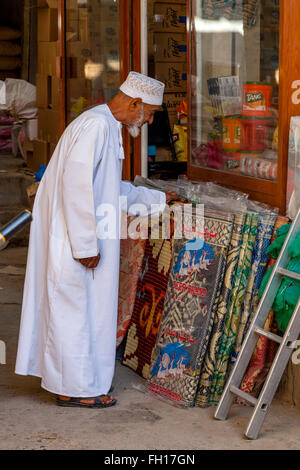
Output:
top-left (65, 0), bottom-right (121, 123)
top-left (63, 0), bottom-right (131, 178)
top-left (188, 0), bottom-right (285, 209)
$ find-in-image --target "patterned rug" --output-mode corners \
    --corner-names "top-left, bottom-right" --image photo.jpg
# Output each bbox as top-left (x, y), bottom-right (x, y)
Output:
top-left (209, 212), bottom-right (259, 404)
top-left (117, 217), bottom-right (147, 348)
top-left (239, 216), bottom-right (289, 396)
top-left (229, 212), bottom-right (276, 371)
top-left (196, 212), bottom-right (246, 407)
top-left (122, 215), bottom-right (174, 379)
top-left (147, 207), bottom-right (234, 407)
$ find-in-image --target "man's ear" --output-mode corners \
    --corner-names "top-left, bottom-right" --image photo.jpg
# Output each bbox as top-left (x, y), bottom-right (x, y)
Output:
top-left (128, 97), bottom-right (143, 112)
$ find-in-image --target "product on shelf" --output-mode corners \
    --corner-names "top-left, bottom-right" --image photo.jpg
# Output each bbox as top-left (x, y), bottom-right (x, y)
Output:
top-left (222, 116), bottom-right (241, 151)
top-left (242, 82), bottom-right (273, 118)
top-left (241, 116), bottom-right (273, 152)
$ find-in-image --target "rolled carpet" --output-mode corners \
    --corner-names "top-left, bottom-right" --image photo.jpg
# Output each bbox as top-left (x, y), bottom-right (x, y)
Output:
top-left (147, 207), bottom-right (234, 406)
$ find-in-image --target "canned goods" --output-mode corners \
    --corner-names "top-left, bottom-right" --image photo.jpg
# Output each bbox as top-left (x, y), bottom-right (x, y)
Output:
top-left (222, 116), bottom-right (241, 151)
top-left (241, 156), bottom-right (277, 180)
top-left (241, 116), bottom-right (272, 152)
top-left (242, 82), bottom-right (273, 117)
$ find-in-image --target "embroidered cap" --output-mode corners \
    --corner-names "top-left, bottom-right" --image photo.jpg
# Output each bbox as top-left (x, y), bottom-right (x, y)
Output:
top-left (120, 71), bottom-right (165, 106)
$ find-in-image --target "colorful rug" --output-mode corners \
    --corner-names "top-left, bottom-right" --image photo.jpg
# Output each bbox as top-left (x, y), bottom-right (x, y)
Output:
top-left (229, 212), bottom-right (276, 371)
top-left (122, 215), bottom-right (174, 379)
top-left (209, 212), bottom-right (258, 404)
top-left (196, 212), bottom-right (246, 407)
top-left (117, 217), bottom-right (147, 348)
top-left (239, 216), bottom-right (289, 397)
top-left (147, 207), bottom-right (234, 407)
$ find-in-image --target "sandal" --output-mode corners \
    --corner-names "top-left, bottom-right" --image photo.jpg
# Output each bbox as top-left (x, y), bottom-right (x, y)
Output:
top-left (56, 394), bottom-right (117, 408)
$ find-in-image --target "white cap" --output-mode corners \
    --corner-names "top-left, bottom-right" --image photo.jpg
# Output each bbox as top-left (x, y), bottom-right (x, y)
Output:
top-left (120, 71), bottom-right (165, 106)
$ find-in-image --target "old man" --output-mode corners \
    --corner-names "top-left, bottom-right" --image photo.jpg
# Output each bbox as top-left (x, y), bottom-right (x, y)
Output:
top-left (15, 72), bottom-right (178, 408)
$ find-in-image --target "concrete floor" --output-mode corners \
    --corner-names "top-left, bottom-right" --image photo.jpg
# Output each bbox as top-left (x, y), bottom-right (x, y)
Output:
top-left (0, 246), bottom-right (299, 450)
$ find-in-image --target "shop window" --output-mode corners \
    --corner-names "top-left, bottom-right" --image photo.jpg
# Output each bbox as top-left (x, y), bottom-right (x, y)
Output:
top-left (190, 0), bottom-right (280, 183)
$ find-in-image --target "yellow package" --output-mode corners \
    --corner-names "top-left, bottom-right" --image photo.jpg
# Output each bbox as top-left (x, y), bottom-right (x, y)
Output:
top-left (173, 124), bottom-right (187, 162)
top-left (272, 125), bottom-right (278, 151)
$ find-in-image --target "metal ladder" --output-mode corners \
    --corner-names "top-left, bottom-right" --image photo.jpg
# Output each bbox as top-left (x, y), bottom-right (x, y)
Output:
top-left (214, 208), bottom-right (300, 440)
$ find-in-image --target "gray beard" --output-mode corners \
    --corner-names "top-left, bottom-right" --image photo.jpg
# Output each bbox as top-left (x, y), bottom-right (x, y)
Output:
top-left (127, 125), bottom-right (141, 138)
top-left (127, 105), bottom-right (144, 138)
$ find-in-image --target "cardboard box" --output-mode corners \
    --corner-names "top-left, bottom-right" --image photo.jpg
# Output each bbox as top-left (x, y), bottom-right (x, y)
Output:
top-left (38, 41), bottom-right (58, 76)
top-left (101, 71), bottom-right (119, 90)
top-left (155, 62), bottom-right (187, 92)
top-left (26, 139), bottom-right (50, 172)
top-left (66, 18), bottom-right (80, 42)
top-left (36, 74), bottom-right (51, 108)
top-left (38, 8), bottom-right (58, 42)
top-left (164, 91), bottom-right (186, 114)
top-left (22, 137), bottom-right (34, 153)
top-left (38, 0), bottom-right (58, 7)
top-left (51, 76), bottom-right (60, 109)
top-left (49, 142), bottom-right (57, 156)
top-left (155, 146), bottom-right (173, 162)
top-left (36, 74), bottom-right (60, 110)
top-left (38, 109), bottom-right (60, 143)
top-left (68, 40), bottom-right (91, 58)
top-left (89, 23), bottom-right (119, 45)
top-left (153, 32), bottom-right (186, 62)
top-left (150, 3), bottom-right (186, 33)
top-left (90, 1), bottom-right (119, 22)
top-left (69, 78), bottom-right (89, 99)
top-left (66, 0), bottom-right (78, 8)
top-left (151, 0), bottom-right (185, 3)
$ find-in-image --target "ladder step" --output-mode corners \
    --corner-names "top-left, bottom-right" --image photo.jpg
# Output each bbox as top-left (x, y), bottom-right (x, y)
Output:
top-left (230, 385), bottom-right (258, 406)
top-left (277, 267), bottom-right (300, 281)
top-left (254, 326), bottom-right (283, 344)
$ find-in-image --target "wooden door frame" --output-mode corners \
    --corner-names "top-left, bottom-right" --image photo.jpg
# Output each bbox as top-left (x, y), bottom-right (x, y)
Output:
top-left (58, 0), bottom-right (66, 137)
top-left (131, 0), bottom-right (142, 178)
top-left (120, 0), bottom-right (132, 180)
top-left (187, 0), bottom-right (297, 214)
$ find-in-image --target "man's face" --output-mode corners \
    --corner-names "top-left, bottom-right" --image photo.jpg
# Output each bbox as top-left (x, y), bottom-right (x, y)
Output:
top-left (127, 101), bottom-right (161, 138)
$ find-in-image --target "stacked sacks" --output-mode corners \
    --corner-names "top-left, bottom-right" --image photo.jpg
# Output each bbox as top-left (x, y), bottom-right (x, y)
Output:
top-left (0, 27), bottom-right (22, 80)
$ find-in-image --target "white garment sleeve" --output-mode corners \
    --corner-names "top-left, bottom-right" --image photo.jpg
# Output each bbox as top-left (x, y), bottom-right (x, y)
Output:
top-left (120, 180), bottom-right (166, 216)
top-left (62, 120), bottom-right (106, 259)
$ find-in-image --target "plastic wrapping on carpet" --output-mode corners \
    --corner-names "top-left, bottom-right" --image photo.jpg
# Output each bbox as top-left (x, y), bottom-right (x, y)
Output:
top-left (146, 206), bottom-right (234, 407)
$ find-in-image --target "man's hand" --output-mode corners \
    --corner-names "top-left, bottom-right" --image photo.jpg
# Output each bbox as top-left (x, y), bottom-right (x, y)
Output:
top-left (77, 253), bottom-right (101, 269)
top-left (166, 190), bottom-right (184, 204)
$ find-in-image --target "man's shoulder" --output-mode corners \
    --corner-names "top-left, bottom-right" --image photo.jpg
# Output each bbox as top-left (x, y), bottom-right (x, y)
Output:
top-left (81, 105), bottom-right (109, 125)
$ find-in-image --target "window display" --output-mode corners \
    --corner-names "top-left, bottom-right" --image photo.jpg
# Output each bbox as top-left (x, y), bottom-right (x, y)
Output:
top-left (190, 0), bottom-right (280, 181)
top-left (147, 0), bottom-right (188, 176)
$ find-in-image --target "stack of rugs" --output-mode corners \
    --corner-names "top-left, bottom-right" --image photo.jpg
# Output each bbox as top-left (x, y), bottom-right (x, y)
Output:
top-left (118, 177), bottom-right (290, 407)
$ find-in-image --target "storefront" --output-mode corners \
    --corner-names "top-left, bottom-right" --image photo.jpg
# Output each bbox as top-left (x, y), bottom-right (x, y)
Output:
top-left (28, 0), bottom-right (300, 215)
top-left (0, 0), bottom-right (299, 415)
